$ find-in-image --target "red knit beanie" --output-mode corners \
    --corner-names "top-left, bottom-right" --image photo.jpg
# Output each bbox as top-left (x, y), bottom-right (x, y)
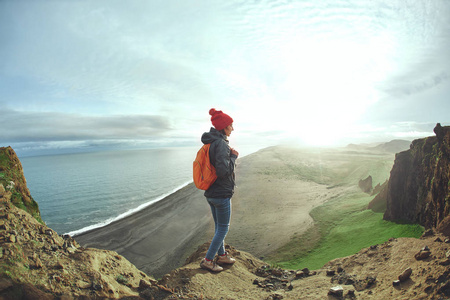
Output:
top-left (209, 108), bottom-right (233, 131)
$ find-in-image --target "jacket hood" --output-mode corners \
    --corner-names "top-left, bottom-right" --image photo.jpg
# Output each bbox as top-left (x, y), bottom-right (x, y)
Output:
top-left (201, 127), bottom-right (226, 144)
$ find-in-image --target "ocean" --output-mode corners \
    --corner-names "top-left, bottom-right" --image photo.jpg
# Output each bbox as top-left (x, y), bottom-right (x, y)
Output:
top-left (20, 145), bottom-right (261, 237)
top-left (20, 147), bottom-right (197, 236)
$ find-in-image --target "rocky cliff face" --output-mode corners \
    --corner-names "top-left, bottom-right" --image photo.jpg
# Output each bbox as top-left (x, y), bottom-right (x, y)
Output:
top-left (383, 123), bottom-right (450, 231)
top-left (0, 147), bottom-right (41, 223)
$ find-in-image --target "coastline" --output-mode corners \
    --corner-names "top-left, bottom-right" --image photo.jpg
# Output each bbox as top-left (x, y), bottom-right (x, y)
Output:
top-left (75, 183), bottom-right (211, 278)
top-left (67, 180), bottom-right (193, 237)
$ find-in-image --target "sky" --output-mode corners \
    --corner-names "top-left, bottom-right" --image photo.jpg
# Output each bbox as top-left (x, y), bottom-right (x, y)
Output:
top-left (1, 0), bottom-right (449, 156)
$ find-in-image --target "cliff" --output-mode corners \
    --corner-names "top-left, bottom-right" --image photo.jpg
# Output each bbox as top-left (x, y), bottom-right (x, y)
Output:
top-left (383, 123), bottom-right (450, 232)
top-left (0, 147), bottom-right (41, 223)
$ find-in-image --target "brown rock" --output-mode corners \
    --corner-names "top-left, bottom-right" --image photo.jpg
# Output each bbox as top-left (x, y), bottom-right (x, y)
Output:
top-left (398, 267), bottom-right (412, 282)
top-left (415, 249), bottom-right (431, 260)
top-left (271, 269), bottom-right (283, 277)
top-left (32, 256), bottom-right (43, 269)
top-left (439, 259), bottom-right (450, 266)
top-left (295, 270), bottom-right (305, 278)
top-left (328, 285), bottom-right (344, 297)
top-left (9, 234), bottom-right (16, 243)
top-left (0, 220), bottom-right (7, 230)
top-left (358, 175), bottom-right (373, 193)
top-left (139, 279), bottom-right (153, 290)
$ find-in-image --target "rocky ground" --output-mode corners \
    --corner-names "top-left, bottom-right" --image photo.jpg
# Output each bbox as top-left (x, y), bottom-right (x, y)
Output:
top-left (0, 199), bottom-right (172, 299)
top-left (3, 192), bottom-right (450, 299)
top-left (158, 231), bottom-right (450, 300)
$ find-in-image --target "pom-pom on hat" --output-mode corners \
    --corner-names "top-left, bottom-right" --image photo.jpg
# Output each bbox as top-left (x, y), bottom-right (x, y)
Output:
top-left (209, 108), bottom-right (233, 131)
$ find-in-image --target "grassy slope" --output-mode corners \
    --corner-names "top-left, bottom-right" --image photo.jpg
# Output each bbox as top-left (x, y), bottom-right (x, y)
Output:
top-left (265, 147), bottom-right (423, 270)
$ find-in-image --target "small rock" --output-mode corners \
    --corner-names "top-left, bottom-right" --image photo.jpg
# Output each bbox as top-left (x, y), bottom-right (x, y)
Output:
top-left (92, 281), bottom-right (103, 290)
top-left (295, 271), bottom-right (305, 278)
top-left (439, 259), bottom-right (450, 266)
top-left (9, 234), bottom-right (16, 243)
top-left (446, 250), bottom-right (450, 259)
top-left (54, 261), bottom-right (64, 270)
top-left (435, 237), bottom-right (443, 242)
top-left (271, 269), bottom-right (283, 277)
top-left (398, 267), bottom-right (412, 282)
top-left (393, 280), bottom-right (401, 286)
top-left (424, 285), bottom-right (433, 293)
top-left (415, 249), bottom-right (431, 260)
top-left (422, 229), bottom-right (434, 237)
top-left (181, 277), bottom-right (190, 284)
top-left (76, 280), bottom-right (91, 289)
top-left (265, 283), bottom-right (274, 290)
top-left (33, 256), bottom-right (43, 269)
top-left (328, 285), bottom-right (344, 297)
top-left (326, 270), bottom-right (336, 276)
top-left (445, 238), bottom-right (450, 243)
top-left (301, 268), bottom-right (310, 276)
top-left (269, 292), bottom-right (283, 300)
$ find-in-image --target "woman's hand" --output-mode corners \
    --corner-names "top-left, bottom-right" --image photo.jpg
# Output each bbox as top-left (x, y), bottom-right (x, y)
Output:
top-left (230, 148), bottom-right (239, 157)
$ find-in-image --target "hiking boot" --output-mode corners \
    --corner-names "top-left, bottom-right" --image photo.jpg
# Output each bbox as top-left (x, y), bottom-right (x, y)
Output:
top-left (217, 252), bottom-right (236, 265)
top-left (200, 259), bottom-right (223, 272)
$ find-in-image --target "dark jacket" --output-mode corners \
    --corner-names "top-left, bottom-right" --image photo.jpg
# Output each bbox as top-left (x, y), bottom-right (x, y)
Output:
top-left (201, 127), bottom-right (237, 198)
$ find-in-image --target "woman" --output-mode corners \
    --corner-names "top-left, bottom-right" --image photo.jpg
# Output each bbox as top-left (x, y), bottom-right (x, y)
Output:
top-left (200, 108), bottom-right (239, 272)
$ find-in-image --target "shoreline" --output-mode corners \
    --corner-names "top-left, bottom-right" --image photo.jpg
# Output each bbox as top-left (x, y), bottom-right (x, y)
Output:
top-left (75, 183), bottom-right (211, 278)
top-left (67, 180), bottom-right (193, 237)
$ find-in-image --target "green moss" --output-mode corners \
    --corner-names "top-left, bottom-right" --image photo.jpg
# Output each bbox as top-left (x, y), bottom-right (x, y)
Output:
top-left (271, 206), bottom-right (423, 271)
top-left (267, 189), bottom-right (423, 271)
top-left (116, 274), bottom-right (129, 285)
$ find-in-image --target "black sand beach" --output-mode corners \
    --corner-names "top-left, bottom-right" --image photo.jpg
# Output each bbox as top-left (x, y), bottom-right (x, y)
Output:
top-left (75, 183), bottom-right (211, 278)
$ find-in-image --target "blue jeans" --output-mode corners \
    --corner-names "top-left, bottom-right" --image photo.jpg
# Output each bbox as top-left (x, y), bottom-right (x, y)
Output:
top-left (205, 197), bottom-right (231, 261)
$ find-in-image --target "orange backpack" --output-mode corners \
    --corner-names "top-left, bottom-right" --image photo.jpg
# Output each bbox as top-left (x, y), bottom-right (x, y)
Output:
top-left (193, 144), bottom-right (217, 190)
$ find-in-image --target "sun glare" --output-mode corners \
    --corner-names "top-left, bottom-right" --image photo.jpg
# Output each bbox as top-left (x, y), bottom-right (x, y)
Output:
top-left (257, 34), bottom-right (389, 146)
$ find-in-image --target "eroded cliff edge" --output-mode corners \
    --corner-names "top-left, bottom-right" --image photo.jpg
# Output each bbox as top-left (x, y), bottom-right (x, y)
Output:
top-left (382, 123), bottom-right (450, 232)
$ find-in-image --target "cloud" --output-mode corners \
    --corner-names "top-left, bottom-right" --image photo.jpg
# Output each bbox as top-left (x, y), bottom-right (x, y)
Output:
top-left (1, 0), bottom-right (450, 153)
top-left (0, 108), bottom-right (172, 143)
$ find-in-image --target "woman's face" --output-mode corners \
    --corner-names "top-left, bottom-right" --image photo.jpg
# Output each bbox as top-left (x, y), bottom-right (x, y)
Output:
top-left (224, 124), bottom-right (234, 137)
